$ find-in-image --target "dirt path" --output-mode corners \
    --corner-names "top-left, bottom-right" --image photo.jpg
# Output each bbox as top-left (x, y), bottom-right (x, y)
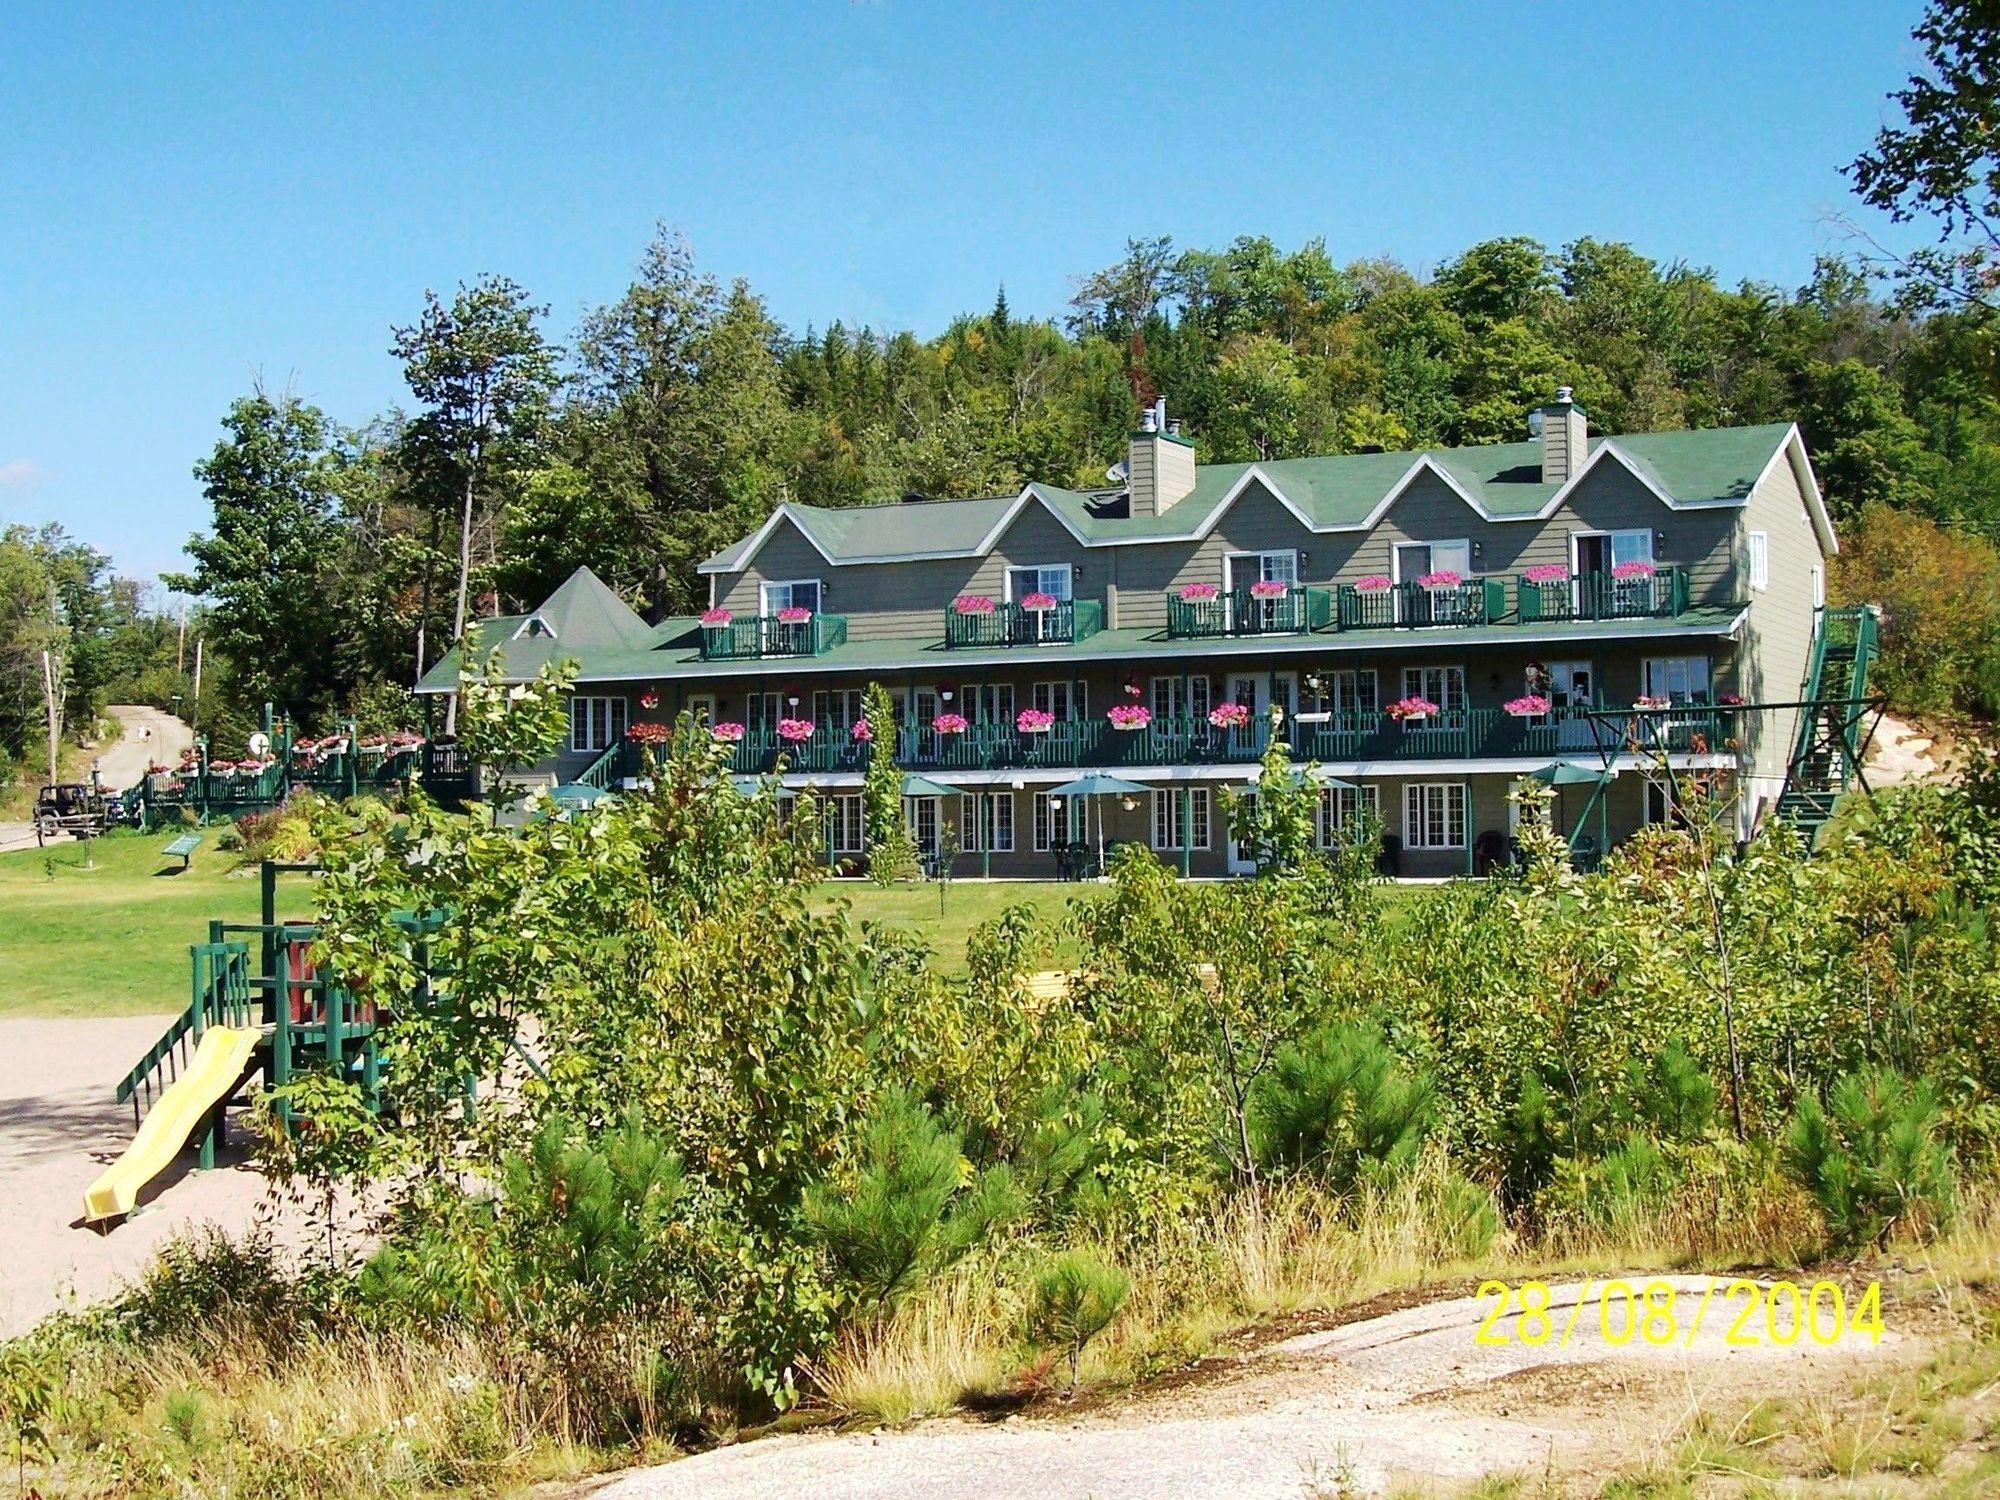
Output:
top-left (94, 704), bottom-right (193, 791)
top-left (594, 1278), bottom-right (1923, 1499)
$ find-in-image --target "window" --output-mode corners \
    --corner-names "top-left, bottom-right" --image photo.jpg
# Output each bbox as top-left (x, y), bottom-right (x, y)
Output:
top-left (1404, 782), bottom-right (1467, 850)
top-left (1308, 669), bottom-right (1377, 720)
top-left (1401, 665), bottom-right (1467, 714)
top-left (1032, 681), bottom-right (1086, 720)
top-left (1391, 539), bottom-right (1471, 583)
top-left (1224, 550), bottom-right (1298, 590)
top-left (760, 579), bottom-right (823, 616)
top-left (1317, 783), bottom-right (1381, 847)
top-left (748, 691), bottom-right (785, 727)
top-left (960, 792), bottom-right (1015, 853)
top-left (1642, 657), bottom-right (1711, 703)
top-left (908, 797), bottom-right (940, 857)
top-left (568, 696), bottom-right (627, 753)
top-left (971, 683), bottom-right (1015, 725)
top-left (1151, 787), bottom-right (1211, 850)
top-left (1033, 792), bottom-right (1080, 851)
top-left (813, 688), bottom-right (864, 728)
top-left (1004, 564), bottom-right (1073, 602)
top-left (1573, 529), bottom-right (1653, 576)
top-left (823, 795), bottom-right (864, 855)
top-left (1151, 674), bottom-right (1212, 723)
top-left (1747, 531), bottom-right (1769, 591)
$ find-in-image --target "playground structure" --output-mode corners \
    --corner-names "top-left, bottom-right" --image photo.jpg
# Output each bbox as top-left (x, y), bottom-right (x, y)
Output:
top-left (85, 860), bottom-right (445, 1226)
top-left (135, 705), bottom-right (477, 829)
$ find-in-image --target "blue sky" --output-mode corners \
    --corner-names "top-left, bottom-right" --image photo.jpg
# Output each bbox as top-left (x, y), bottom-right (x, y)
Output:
top-left (0, 1), bottom-right (1928, 583)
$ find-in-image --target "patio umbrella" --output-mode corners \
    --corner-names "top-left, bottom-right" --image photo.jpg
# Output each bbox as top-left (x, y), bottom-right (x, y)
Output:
top-left (899, 772), bottom-right (961, 800)
top-left (1047, 772), bottom-right (1152, 874)
top-left (545, 781), bottom-right (609, 807)
top-left (1527, 761), bottom-right (1616, 851)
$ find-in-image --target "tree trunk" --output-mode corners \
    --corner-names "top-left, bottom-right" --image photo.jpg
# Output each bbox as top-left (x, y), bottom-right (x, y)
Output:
top-left (444, 464), bottom-right (476, 736)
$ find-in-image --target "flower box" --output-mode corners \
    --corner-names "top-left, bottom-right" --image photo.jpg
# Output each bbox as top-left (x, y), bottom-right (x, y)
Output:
top-left (1387, 696), bottom-right (1440, 723)
top-left (1247, 580), bottom-right (1288, 599)
top-left (1610, 561), bottom-right (1656, 580)
top-left (1633, 695), bottom-right (1671, 711)
top-left (1019, 591), bottom-right (1058, 611)
top-left (932, 712), bottom-right (970, 734)
top-left (699, 607), bottom-right (733, 627)
top-left (1521, 564), bottom-right (1569, 584)
top-left (1208, 702), bottom-right (1252, 729)
top-left (627, 722), bottom-right (673, 745)
top-left (1293, 711), bottom-right (1332, 724)
top-left (851, 719), bottom-right (873, 742)
top-left (1178, 582), bottom-right (1220, 600)
top-left (1353, 575), bottom-right (1393, 591)
top-left (1106, 704), bottom-right (1152, 731)
top-left (775, 606), bottom-right (813, 624)
top-left (1415, 570), bottom-right (1463, 589)
top-left (712, 721), bottom-right (747, 742)
top-left (953, 594), bottom-right (996, 615)
top-left (776, 718), bottom-right (815, 742)
top-left (1015, 708), bottom-right (1055, 734)
top-left (1503, 695), bottom-right (1550, 718)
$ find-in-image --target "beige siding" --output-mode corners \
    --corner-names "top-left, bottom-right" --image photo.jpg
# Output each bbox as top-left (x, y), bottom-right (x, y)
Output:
top-left (1730, 446), bottom-right (1830, 786)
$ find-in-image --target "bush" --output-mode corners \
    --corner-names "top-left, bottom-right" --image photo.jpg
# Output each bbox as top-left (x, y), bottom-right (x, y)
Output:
top-left (1025, 1250), bottom-right (1130, 1389)
top-left (1784, 1067), bottom-right (1957, 1250)
top-left (1833, 504), bottom-right (2000, 719)
top-left (1249, 1022), bottom-right (1434, 1191)
top-left (1620, 1042), bottom-right (1718, 1143)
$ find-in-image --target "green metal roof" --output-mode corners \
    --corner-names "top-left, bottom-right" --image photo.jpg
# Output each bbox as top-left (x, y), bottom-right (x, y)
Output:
top-left (418, 605), bottom-right (1747, 693)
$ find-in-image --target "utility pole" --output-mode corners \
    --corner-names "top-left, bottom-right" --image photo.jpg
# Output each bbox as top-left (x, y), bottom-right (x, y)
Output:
top-left (175, 601), bottom-right (187, 675)
top-left (192, 638), bottom-right (204, 727)
top-left (39, 647), bottom-right (61, 785)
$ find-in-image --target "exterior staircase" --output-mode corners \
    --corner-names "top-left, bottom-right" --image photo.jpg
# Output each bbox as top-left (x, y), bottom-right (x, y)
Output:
top-left (1778, 605), bottom-right (1878, 847)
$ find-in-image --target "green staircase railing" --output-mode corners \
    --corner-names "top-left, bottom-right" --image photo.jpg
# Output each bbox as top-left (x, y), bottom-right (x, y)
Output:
top-left (1780, 605), bottom-right (1878, 845)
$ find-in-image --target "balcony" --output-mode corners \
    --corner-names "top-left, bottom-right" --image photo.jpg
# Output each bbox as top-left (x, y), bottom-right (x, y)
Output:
top-left (699, 612), bottom-right (850, 661)
top-left (1166, 585), bottom-right (1333, 639)
top-left (1517, 568), bottom-right (1690, 623)
top-left (1336, 578), bottom-right (1508, 630)
top-left (706, 703), bottom-right (1737, 778)
top-left (943, 598), bottom-right (1103, 649)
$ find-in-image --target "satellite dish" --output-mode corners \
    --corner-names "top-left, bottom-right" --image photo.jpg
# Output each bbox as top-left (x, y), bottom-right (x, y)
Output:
top-left (247, 731), bottom-right (271, 758)
top-left (1106, 459), bottom-right (1129, 484)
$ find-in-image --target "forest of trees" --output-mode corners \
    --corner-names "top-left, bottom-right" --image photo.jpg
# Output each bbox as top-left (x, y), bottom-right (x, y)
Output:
top-left (5, 1), bottom-right (2000, 789)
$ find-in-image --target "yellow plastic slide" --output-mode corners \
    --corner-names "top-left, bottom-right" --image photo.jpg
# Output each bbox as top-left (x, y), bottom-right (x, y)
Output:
top-left (84, 1025), bottom-right (258, 1223)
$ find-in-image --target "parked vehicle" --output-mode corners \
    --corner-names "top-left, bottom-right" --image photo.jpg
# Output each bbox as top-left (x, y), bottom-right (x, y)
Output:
top-left (33, 782), bottom-right (110, 845)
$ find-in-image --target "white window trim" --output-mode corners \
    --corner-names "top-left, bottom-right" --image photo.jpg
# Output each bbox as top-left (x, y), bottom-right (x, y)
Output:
top-left (1151, 787), bottom-right (1211, 851)
top-left (1002, 564), bottom-right (1074, 602)
top-left (1641, 656), bottom-right (1712, 703)
top-left (1318, 783), bottom-right (1381, 846)
top-left (824, 794), bottom-right (865, 855)
top-left (1389, 538), bottom-right (1471, 585)
top-left (1569, 528), bottom-right (1654, 573)
top-left (1400, 664), bottom-right (1467, 714)
top-left (1747, 530), bottom-right (1770, 591)
top-left (568, 696), bottom-right (627, 754)
top-left (1403, 782), bottom-right (1468, 851)
top-left (960, 792), bottom-right (1015, 853)
top-left (1223, 549), bottom-right (1299, 589)
top-left (760, 578), bottom-right (824, 615)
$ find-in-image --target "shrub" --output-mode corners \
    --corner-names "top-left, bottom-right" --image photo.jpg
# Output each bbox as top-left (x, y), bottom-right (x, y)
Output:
top-left (1621, 1042), bottom-right (1717, 1142)
top-left (1250, 1022), bottom-right (1435, 1192)
top-left (1833, 504), bottom-right (2000, 719)
top-left (1784, 1067), bottom-right (1957, 1250)
top-left (1025, 1251), bottom-right (1131, 1389)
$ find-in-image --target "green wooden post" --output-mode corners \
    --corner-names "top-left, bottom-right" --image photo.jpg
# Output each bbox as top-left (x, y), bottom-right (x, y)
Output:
top-left (1180, 783), bottom-right (1192, 877)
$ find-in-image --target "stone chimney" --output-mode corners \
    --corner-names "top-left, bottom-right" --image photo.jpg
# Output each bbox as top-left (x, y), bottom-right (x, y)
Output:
top-left (1128, 397), bottom-right (1197, 517)
top-left (1538, 387), bottom-right (1588, 485)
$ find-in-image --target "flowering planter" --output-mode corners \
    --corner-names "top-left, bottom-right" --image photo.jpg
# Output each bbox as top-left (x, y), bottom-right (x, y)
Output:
top-left (699, 608), bottom-right (733, 627)
top-left (1208, 704), bottom-right (1252, 730)
top-left (1503, 695), bottom-right (1550, 719)
top-left (776, 719), bottom-right (815, 743)
top-left (932, 713), bottom-right (970, 735)
top-left (1178, 582), bottom-right (1220, 601)
top-left (1016, 709), bottom-right (1055, 735)
top-left (1387, 697), bottom-right (1441, 724)
top-left (1293, 711), bottom-right (1332, 724)
top-left (1106, 707), bottom-right (1152, 731)
top-left (952, 595), bottom-right (996, 615)
top-left (711, 722), bottom-right (746, 742)
top-left (1019, 592), bottom-right (1058, 611)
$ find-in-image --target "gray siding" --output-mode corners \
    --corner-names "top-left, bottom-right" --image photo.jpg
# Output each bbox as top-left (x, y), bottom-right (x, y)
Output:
top-left (1731, 447), bottom-right (1830, 785)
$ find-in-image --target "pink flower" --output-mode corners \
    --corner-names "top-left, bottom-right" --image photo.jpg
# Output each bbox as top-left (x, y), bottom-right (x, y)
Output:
top-left (711, 721), bottom-right (746, 741)
top-left (1208, 702), bottom-right (1251, 729)
top-left (1247, 580), bottom-right (1288, 599)
top-left (700, 607), bottom-right (733, 627)
top-left (1416, 570), bottom-right (1463, 589)
top-left (1020, 591), bottom-right (1058, 610)
top-left (776, 605), bottom-right (813, 624)
top-left (1610, 561), bottom-right (1655, 579)
top-left (1633, 695), bottom-right (1671, 711)
top-left (953, 594), bottom-right (996, 614)
top-left (1016, 707), bottom-right (1055, 732)
top-left (1353, 575), bottom-right (1393, 591)
top-left (1179, 582), bottom-right (1220, 600)
top-left (851, 719), bottom-right (873, 742)
top-left (1107, 704), bottom-right (1152, 730)
top-left (1522, 563), bottom-right (1569, 584)
top-left (932, 712), bottom-right (970, 734)
top-left (777, 718), bottom-right (815, 742)
top-left (638, 689), bottom-right (660, 710)
top-left (1387, 697), bottom-right (1440, 721)
top-left (627, 722), bottom-right (673, 745)
top-left (1503, 695), bottom-right (1550, 717)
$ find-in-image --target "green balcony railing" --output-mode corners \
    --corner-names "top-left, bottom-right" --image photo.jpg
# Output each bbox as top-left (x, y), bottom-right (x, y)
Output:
top-left (943, 598), bottom-right (1103, 648)
top-left (1336, 577), bottom-right (1509, 630)
top-left (1165, 585), bottom-right (1333, 639)
top-left (699, 612), bottom-right (850, 660)
top-left (1517, 567), bottom-right (1690, 623)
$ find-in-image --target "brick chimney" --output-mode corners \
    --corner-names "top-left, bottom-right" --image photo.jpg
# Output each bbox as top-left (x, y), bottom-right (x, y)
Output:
top-left (1538, 387), bottom-right (1588, 485)
top-left (1128, 397), bottom-right (1197, 517)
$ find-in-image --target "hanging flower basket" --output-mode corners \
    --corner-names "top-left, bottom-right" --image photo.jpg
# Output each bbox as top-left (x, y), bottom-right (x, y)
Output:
top-left (1610, 561), bottom-right (1655, 580)
top-left (1353, 575), bottom-right (1393, 592)
top-left (1016, 708), bottom-right (1055, 734)
top-left (775, 606), bottom-right (813, 624)
top-left (1020, 591), bottom-right (1058, 611)
top-left (1247, 580), bottom-right (1288, 599)
top-left (699, 607), bottom-right (733, 627)
top-left (1504, 694), bottom-right (1550, 718)
top-left (953, 594), bottom-right (996, 615)
top-left (627, 722), bottom-right (673, 745)
top-left (1179, 581), bottom-right (1220, 600)
top-left (1522, 563), bottom-right (1569, 584)
top-left (1387, 696), bottom-right (1440, 723)
top-left (777, 718), bottom-right (815, 742)
top-left (1208, 702), bottom-right (1251, 729)
top-left (932, 712), bottom-right (970, 734)
top-left (712, 721), bottom-right (746, 742)
top-left (850, 719), bottom-right (873, 742)
top-left (1107, 704), bottom-right (1152, 731)
top-left (638, 689), bottom-right (660, 710)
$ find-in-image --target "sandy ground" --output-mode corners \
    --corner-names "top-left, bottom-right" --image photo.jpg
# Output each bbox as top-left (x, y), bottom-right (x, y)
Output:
top-left (594, 1277), bottom-right (1922, 1500)
top-left (1863, 709), bottom-right (1949, 788)
top-left (0, 1015), bottom-right (277, 1336)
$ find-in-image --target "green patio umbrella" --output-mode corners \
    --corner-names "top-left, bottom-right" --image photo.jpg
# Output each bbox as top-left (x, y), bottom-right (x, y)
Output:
top-left (545, 781), bottom-right (610, 807)
top-left (1527, 761), bottom-right (1616, 853)
top-left (899, 772), bottom-right (961, 800)
top-left (1047, 772), bottom-right (1152, 874)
